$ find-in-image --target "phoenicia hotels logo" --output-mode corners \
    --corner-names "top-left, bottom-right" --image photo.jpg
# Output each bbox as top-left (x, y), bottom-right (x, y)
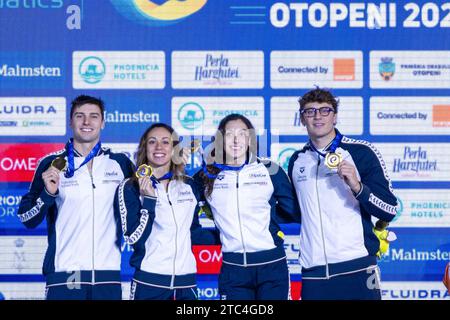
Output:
top-left (79, 56), bottom-right (106, 84)
top-left (178, 102), bottom-right (205, 130)
top-left (277, 148), bottom-right (296, 172)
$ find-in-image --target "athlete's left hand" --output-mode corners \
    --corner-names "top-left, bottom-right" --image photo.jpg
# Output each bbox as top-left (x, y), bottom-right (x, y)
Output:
top-left (337, 160), bottom-right (361, 194)
top-left (138, 176), bottom-right (155, 197)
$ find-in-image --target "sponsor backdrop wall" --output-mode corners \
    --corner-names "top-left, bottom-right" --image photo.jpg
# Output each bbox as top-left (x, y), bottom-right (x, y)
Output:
top-left (0, 0), bottom-right (449, 300)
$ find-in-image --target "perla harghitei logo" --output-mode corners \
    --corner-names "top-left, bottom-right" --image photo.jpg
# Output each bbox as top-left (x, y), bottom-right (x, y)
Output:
top-left (110, 0), bottom-right (208, 26)
top-left (392, 146), bottom-right (437, 174)
top-left (195, 54), bottom-right (240, 84)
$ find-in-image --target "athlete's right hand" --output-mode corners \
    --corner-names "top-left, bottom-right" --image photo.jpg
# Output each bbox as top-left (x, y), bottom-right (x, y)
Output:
top-left (42, 166), bottom-right (61, 195)
top-left (138, 176), bottom-right (156, 197)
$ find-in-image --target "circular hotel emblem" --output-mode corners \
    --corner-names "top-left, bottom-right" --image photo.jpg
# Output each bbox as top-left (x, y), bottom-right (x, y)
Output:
top-left (277, 148), bottom-right (297, 172)
top-left (178, 102), bottom-right (205, 130)
top-left (325, 152), bottom-right (342, 169)
top-left (79, 56), bottom-right (106, 84)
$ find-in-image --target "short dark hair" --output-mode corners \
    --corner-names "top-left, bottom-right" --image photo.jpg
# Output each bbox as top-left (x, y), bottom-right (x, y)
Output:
top-left (298, 88), bottom-right (339, 113)
top-left (70, 95), bottom-right (105, 119)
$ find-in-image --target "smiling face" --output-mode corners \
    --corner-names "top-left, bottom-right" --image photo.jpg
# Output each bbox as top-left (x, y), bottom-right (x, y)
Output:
top-left (223, 119), bottom-right (250, 164)
top-left (301, 102), bottom-right (337, 143)
top-left (70, 103), bottom-right (104, 145)
top-left (145, 126), bottom-right (173, 168)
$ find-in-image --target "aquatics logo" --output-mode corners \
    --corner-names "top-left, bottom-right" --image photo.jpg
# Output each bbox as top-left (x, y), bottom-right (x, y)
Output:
top-left (110, 0), bottom-right (208, 26)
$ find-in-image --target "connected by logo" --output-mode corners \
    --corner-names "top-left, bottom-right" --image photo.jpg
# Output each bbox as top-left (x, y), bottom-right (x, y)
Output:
top-left (277, 148), bottom-right (296, 172)
top-left (79, 56), bottom-right (106, 84)
top-left (379, 57), bottom-right (395, 81)
top-left (432, 104), bottom-right (450, 128)
top-left (178, 102), bottom-right (205, 130)
top-left (333, 58), bottom-right (355, 81)
top-left (110, 0), bottom-right (208, 26)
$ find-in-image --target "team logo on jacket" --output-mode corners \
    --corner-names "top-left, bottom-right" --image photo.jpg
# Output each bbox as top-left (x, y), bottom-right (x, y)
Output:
top-left (60, 180), bottom-right (79, 188)
top-left (177, 191), bottom-right (194, 204)
top-left (245, 173), bottom-right (268, 186)
top-left (296, 166), bottom-right (307, 182)
top-left (103, 171), bottom-right (121, 184)
top-left (249, 173), bottom-right (266, 179)
top-left (105, 171), bottom-right (119, 177)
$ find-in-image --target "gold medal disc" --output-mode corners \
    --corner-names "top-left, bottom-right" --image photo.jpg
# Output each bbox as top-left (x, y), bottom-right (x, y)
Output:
top-left (51, 157), bottom-right (67, 171)
top-left (325, 152), bottom-right (342, 169)
top-left (135, 164), bottom-right (153, 178)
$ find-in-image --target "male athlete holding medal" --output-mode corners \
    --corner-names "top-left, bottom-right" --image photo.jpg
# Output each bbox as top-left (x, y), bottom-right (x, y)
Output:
top-left (18, 95), bottom-right (134, 300)
top-left (288, 88), bottom-right (398, 300)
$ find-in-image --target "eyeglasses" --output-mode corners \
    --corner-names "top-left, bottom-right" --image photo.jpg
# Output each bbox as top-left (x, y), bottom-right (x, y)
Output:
top-left (300, 107), bottom-right (335, 118)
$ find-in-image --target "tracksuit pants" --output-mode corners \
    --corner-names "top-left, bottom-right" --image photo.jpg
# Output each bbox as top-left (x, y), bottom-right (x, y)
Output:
top-left (45, 271), bottom-right (122, 300)
top-left (301, 266), bottom-right (382, 300)
top-left (218, 258), bottom-right (290, 300)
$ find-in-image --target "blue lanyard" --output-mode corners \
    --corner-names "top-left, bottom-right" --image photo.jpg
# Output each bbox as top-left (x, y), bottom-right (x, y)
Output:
top-left (65, 140), bottom-right (101, 178)
top-left (309, 133), bottom-right (342, 158)
top-left (202, 161), bottom-right (248, 179)
top-left (151, 171), bottom-right (173, 188)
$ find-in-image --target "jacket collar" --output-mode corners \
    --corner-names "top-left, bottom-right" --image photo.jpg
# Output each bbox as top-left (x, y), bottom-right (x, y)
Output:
top-left (65, 139), bottom-right (105, 158)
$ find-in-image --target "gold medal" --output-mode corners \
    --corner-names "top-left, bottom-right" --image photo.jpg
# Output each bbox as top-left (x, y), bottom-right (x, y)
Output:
top-left (325, 152), bottom-right (342, 169)
top-left (135, 164), bottom-right (153, 178)
top-left (51, 157), bottom-right (67, 172)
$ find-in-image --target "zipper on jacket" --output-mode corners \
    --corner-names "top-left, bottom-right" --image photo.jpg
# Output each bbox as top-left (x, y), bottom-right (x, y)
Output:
top-left (235, 172), bottom-right (247, 266)
top-left (315, 156), bottom-right (330, 279)
top-left (167, 186), bottom-right (178, 289)
top-left (89, 165), bottom-right (96, 284)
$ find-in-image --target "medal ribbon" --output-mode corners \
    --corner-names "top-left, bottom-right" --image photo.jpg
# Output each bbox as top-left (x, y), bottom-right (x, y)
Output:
top-left (309, 132), bottom-right (342, 158)
top-left (202, 161), bottom-right (248, 179)
top-left (151, 171), bottom-right (173, 188)
top-left (65, 139), bottom-right (101, 178)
